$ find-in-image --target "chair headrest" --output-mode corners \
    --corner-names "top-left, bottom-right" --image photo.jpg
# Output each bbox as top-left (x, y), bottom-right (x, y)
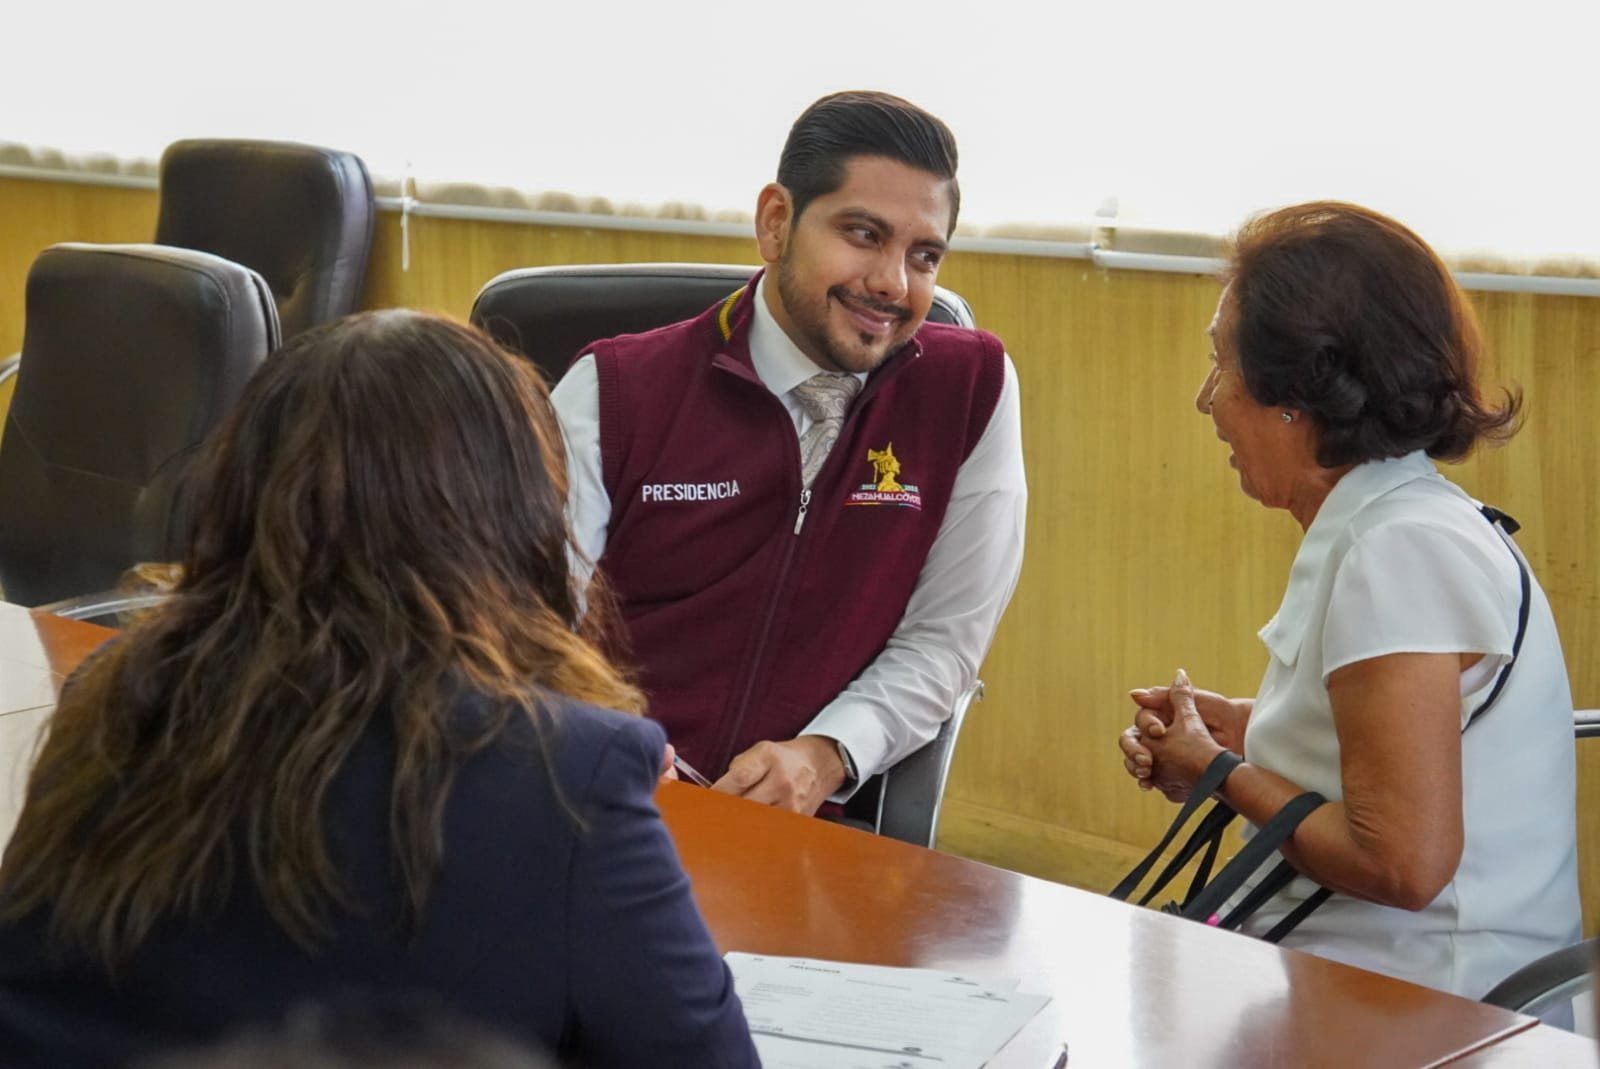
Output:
top-left (14, 243), bottom-right (279, 485)
top-left (155, 139), bottom-right (375, 339)
top-left (0, 243), bottom-right (279, 604)
top-left (469, 263), bottom-right (977, 383)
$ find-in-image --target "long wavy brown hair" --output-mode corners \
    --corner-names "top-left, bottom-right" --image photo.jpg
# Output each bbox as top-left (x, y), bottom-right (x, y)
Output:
top-left (0, 310), bottom-right (641, 966)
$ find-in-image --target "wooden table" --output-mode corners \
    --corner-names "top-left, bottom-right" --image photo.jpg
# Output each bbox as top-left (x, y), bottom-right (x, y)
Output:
top-left (0, 606), bottom-right (1565, 1067)
top-left (661, 782), bottom-right (1542, 1067)
top-left (1441, 1023), bottom-right (1598, 1067)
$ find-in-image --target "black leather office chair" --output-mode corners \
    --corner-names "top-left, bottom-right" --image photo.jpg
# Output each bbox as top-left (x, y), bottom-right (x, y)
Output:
top-left (1482, 937), bottom-right (1596, 1018)
top-left (0, 244), bottom-right (278, 607)
top-left (470, 262), bottom-right (981, 847)
top-left (469, 262), bottom-right (977, 384)
top-left (156, 139), bottom-right (375, 340)
top-left (0, 141), bottom-right (371, 400)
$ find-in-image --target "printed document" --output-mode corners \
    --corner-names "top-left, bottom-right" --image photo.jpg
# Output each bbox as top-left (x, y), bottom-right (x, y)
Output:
top-left (726, 953), bottom-right (1049, 1068)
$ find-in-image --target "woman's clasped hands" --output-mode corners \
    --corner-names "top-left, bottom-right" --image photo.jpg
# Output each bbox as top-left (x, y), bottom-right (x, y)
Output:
top-left (1118, 669), bottom-right (1252, 802)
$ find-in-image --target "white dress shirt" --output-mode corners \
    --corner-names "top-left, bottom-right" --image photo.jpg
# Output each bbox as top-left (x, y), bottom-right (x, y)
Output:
top-left (1235, 451), bottom-right (1580, 998)
top-left (550, 278), bottom-right (1026, 792)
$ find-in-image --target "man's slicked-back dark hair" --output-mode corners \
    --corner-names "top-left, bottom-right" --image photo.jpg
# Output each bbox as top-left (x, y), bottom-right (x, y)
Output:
top-left (777, 90), bottom-right (960, 234)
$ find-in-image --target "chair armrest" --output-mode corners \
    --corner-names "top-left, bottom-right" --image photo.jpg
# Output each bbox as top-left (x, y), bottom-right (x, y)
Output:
top-left (1481, 937), bottom-right (1597, 1017)
top-left (874, 680), bottom-right (984, 848)
top-left (1575, 709), bottom-right (1600, 739)
top-left (35, 590), bottom-right (171, 622)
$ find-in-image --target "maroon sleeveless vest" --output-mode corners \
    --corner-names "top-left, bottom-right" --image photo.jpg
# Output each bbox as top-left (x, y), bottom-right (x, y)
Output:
top-left (590, 275), bottom-right (1004, 780)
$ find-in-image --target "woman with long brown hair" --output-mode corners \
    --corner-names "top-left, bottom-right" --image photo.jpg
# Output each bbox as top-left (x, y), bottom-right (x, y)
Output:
top-left (0, 311), bottom-right (758, 1067)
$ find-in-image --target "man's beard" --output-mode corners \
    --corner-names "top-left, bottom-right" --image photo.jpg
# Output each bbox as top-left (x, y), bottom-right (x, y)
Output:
top-left (776, 256), bottom-right (912, 374)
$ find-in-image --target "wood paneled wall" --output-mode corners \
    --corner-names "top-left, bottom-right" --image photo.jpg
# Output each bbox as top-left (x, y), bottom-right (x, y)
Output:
top-left (0, 177), bottom-right (159, 355)
top-left (4, 175), bottom-right (1600, 930)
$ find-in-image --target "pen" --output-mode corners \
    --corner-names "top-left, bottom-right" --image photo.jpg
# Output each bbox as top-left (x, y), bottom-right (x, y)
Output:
top-left (1049, 1041), bottom-right (1069, 1068)
top-left (672, 753), bottom-right (714, 788)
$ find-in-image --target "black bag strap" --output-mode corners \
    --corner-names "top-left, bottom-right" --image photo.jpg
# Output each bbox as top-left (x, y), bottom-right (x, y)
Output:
top-left (1218, 858), bottom-right (1300, 930)
top-left (1179, 790), bottom-right (1325, 924)
top-left (1262, 886), bottom-right (1334, 943)
top-left (1150, 801), bottom-right (1236, 909)
top-left (1182, 812), bottom-right (1229, 909)
top-left (1109, 751), bottom-right (1240, 903)
top-left (1466, 505), bottom-right (1530, 731)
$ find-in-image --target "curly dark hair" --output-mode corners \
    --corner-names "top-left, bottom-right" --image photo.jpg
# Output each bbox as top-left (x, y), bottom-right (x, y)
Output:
top-left (1225, 201), bottom-right (1520, 467)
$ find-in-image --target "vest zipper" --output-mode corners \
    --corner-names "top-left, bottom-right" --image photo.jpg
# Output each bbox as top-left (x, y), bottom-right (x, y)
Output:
top-left (719, 490), bottom-right (809, 769)
top-left (707, 323), bottom-right (924, 774)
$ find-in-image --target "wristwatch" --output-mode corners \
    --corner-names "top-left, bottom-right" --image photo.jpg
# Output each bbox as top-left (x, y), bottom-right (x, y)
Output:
top-left (835, 739), bottom-right (859, 786)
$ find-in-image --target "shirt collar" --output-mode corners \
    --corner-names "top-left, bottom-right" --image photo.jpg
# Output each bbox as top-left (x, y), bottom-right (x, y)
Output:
top-left (1258, 451), bottom-right (1439, 664)
top-left (749, 276), bottom-right (869, 398)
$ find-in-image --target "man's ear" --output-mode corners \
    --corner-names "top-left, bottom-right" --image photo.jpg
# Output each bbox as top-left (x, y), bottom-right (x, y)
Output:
top-left (755, 183), bottom-right (793, 265)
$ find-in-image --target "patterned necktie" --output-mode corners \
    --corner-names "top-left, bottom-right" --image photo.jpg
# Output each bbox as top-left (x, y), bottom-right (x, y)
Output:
top-left (792, 373), bottom-right (863, 488)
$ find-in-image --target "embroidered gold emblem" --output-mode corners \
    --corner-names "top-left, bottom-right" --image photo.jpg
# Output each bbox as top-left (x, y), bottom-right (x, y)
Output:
top-left (867, 443), bottom-right (904, 493)
top-left (846, 442), bottom-right (922, 511)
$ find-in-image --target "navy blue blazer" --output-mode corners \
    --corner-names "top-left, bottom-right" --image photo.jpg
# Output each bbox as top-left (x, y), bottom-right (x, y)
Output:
top-left (0, 691), bottom-right (758, 1068)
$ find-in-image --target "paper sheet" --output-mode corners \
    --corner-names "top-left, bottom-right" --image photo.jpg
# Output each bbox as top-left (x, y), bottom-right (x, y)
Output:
top-left (726, 953), bottom-right (1049, 1068)
top-left (752, 1036), bottom-right (952, 1069)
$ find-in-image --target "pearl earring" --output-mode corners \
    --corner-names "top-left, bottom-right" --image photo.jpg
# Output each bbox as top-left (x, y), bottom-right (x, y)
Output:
top-left (1281, 411), bottom-right (1295, 423)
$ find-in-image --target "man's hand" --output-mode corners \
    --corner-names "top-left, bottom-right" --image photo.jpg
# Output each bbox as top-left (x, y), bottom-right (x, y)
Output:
top-left (711, 737), bottom-right (847, 815)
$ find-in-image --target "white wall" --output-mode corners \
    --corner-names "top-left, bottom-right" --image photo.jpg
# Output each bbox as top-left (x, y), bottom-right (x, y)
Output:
top-left (8, 0), bottom-right (1598, 256)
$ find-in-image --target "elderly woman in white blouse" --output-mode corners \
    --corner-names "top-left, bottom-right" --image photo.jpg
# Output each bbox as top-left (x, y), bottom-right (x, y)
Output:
top-left (1117, 201), bottom-right (1580, 999)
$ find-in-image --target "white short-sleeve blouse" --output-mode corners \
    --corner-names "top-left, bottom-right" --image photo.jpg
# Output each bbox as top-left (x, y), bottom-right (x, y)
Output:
top-left (1236, 451), bottom-right (1580, 998)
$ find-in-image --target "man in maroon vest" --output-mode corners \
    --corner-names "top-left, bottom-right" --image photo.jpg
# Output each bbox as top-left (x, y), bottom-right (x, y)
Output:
top-left (552, 91), bottom-right (1026, 816)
